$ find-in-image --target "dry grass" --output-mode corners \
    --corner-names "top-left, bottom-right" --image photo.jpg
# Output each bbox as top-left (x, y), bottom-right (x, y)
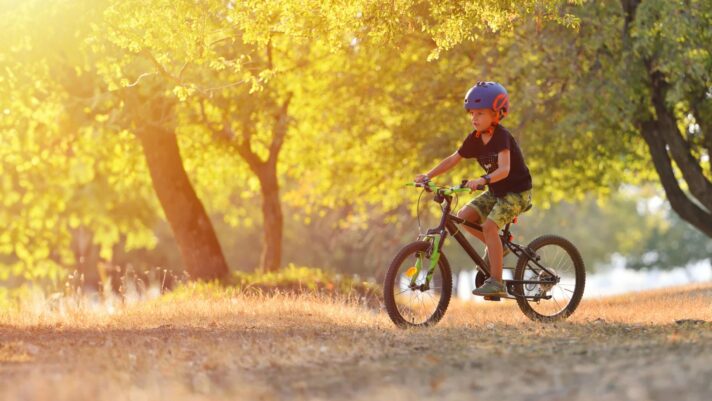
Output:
top-left (444, 282), bottom-right (712, 326)
top-left (0, 282), bottom-right (710, 400)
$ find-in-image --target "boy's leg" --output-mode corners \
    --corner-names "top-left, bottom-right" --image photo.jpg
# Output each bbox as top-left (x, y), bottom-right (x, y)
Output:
top-left (455, 206), bottom-right (486, 243)
top-left (482, 219), bottom-right (503, 281)
top-left (460, 193), bottom-right (507, 297)
top-left (459, 194), bottom-right (507, 262)
top-left (471, 218), bottom-right (507, 296)
top-left (457, 191), bottom-right (496, 243)
top-left (473, 191), bottom-right (531, 297)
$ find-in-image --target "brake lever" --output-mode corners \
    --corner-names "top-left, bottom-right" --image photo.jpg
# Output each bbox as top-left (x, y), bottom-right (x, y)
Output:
top-left (459, 179), bottom-right (485, 191)
top-left (423, 180), bottom-right (433, 192)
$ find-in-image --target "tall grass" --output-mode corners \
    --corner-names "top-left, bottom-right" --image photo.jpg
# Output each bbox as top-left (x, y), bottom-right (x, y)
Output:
top-left (1, 280), bottom-right (709, 329)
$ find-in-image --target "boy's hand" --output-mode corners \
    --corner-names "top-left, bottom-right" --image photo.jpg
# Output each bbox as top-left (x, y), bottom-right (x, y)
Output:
top-left (414, 174), bottom-right (430, 184)
top-left (465, 178), bottom-right (486, 191)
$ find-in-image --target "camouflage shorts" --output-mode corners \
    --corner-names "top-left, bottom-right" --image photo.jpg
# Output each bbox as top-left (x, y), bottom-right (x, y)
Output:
top-left (466, 190), bottom-right (532, 228)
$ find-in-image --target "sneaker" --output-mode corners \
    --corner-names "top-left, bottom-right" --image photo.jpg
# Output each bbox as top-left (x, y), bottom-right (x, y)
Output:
top-left (472, 278), bottom-right (507, 297)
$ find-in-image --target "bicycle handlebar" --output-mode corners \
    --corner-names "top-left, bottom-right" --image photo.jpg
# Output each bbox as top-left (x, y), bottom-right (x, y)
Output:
top-left (407, 180), bottom-right (485, 195)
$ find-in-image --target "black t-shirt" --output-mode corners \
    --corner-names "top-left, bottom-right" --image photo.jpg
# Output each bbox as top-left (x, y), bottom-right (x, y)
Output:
top-left (457, 125), bottom-right (532, 197)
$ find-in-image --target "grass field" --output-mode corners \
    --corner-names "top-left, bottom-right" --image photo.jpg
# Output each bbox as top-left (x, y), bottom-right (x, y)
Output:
top-left (0, 283), bottom-right (710, 400)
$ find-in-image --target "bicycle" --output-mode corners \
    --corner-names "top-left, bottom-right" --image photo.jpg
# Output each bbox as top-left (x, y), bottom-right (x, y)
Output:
top-left (383, 180), bottom-right (586, 328)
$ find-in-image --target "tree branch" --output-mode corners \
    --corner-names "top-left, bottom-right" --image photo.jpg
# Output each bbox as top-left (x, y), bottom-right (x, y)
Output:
top-left (689, 91), bottom-right (712, 167)
top-left (233, 114), bottom-right (264, 173)
top-left (198, 99), bottom-right (224, 134)
top-left (647, 66), bottom-right (712, 211)
top-left (640, 120), bottom-right (712, 237)
top-left (268, 93), bottom-right (293, 166)
top-left (178, 62), bottom-right (190, 80)
top-left (198, 99), bottom-right (264, 173)
top-left (142, 49), bottom-right (182, 85)
top-left (125, 72), bottom-right (158, 88)
top-left (139, 48), bottom-right (254, 99)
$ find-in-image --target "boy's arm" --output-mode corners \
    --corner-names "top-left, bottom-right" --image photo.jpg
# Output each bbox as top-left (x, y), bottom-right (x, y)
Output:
top-left (468, 150), bottom-right (510, 188)
top-left (416, 151), bottom-right (462, 182)
top-left (488, 150), bottom-right (511, 183)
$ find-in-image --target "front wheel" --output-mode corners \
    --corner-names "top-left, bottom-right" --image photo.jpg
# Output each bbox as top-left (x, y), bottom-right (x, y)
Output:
top-left (383, 241), bottom-right (452, 328)
top-left (513, 235), bottom-right (586, 322)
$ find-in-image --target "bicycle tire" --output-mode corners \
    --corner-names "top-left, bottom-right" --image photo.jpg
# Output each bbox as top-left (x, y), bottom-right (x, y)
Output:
top-left (513, 235), bottom-right (586, 322)
top-left (383, 241), bottom-right (453, 328)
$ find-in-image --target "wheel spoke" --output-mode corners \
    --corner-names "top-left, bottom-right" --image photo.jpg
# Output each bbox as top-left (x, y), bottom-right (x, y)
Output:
top-left (385, 243), bottom-right (455, 327)
top-left (395, 288), bottom-right (412, 296)
top-left (516, 239), bottom-right (583, 320)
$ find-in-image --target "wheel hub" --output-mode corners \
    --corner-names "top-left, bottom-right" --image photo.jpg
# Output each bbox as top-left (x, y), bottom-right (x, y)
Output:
top-left (538, 268), bottom-right (557, 293)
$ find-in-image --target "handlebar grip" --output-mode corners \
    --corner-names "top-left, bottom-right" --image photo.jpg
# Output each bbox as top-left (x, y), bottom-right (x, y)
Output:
top-left (414, 179), bottom-right (433, 192)
top-left (459, 179), bottom-right (484, 191)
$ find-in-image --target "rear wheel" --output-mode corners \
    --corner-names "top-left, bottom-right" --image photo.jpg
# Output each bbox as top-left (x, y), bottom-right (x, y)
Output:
top-left (383, 241), bottom-right (452, 328)
top-left (513, 235), bottom-right (585, 322)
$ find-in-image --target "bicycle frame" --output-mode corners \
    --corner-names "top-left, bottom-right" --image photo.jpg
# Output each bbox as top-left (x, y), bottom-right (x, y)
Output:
top-left (414, 184), bottom-right (558, 300)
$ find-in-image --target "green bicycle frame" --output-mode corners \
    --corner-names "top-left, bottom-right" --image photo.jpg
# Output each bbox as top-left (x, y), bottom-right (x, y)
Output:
top-left (407, 182), bottom-right (471, 287)
top-left (426, 234), bottom-right (442, 283)
top-left (408, 233), bottom-right (442, 287)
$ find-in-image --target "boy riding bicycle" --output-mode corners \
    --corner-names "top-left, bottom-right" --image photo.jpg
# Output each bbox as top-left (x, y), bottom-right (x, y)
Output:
top-left (415, 81), bottom-right (532, 297)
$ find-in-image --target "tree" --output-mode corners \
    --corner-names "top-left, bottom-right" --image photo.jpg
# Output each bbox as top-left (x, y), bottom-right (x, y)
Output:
top-left (620, 0), bottom-right (712, 237)
top-left (427, 0), bottom-right (712, 241)
top-left (493, 0), bottom-right (712, 235)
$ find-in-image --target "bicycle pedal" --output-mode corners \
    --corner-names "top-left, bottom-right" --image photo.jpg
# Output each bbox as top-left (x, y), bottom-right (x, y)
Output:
top-left (483, 296), bottom-right (501, 302)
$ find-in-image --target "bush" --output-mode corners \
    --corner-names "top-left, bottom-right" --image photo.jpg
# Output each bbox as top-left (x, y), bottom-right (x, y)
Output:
top-left (228, 264), bottom-right (380, 299)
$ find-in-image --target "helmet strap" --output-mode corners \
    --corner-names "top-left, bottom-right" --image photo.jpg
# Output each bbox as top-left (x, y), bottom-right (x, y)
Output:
top-left (475, 125), bottom-right (496, 138)
top-left (476, 111), bottom-right (500, 137)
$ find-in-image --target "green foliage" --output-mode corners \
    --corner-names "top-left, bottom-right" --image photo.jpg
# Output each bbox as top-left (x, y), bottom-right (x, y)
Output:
top-left (0, 0), bottom-right (161, 284)
top-left (5, 0), bottom-right (704, 288)
top-left (90, 0), bottom-right (584, 223)
top-left (625, 209), bottom-right (712, 271)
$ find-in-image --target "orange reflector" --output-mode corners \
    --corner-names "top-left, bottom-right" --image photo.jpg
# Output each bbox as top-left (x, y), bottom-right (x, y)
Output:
top-left (405, 267), bottom-right (418, 278)
top-left (512, 216), bottom-right (518, 224)
top-left (509, 234), bottom-right (514, 241)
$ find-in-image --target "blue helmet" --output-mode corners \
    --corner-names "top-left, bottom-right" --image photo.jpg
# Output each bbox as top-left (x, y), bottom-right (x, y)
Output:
top-left (464, 81), bottom-right (510, 121)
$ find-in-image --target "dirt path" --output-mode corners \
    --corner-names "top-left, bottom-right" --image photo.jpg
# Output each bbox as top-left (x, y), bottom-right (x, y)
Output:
top-left (266, 322), bottom-right (712, 401)
top-left (0, 286), bottom-right (710, 400)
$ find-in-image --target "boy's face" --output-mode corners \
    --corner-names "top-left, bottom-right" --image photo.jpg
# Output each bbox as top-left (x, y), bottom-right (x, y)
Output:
top-left (468, 108), bottom-right (496, 131)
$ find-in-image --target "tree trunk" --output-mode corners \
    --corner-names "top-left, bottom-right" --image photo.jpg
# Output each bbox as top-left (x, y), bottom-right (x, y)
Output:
top-left (71, 227), bottom-right (101, 290)
top-left (646, 69), bottom-right (712, 211)
top-left (640, 119), bottom-right (712, 237)
top-left (256, 163), bottom-right (283, 272)
top-left (137, 126), bottom-right (230, 281)
top-left (218, 94), bottom-right (292, 272)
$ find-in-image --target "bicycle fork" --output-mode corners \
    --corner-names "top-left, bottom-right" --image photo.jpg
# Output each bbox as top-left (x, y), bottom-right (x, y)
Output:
top-left (410, 233), bottom-right (444, 288)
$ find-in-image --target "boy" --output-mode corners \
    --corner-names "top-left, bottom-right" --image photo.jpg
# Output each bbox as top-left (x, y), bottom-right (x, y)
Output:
top-left (414, 81), bottom-right (532, 297)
